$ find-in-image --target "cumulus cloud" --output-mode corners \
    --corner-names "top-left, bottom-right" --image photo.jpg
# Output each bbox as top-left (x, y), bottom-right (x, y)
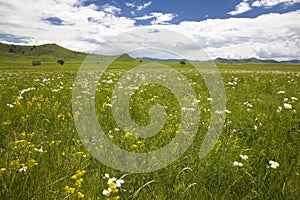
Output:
top-left (228, 0), bottom-right (252, 15)
top-left (101, 4), bottom-right (121, 14)
top-left (252, 0), bottom-right (300, 8)
top-left (170, 11), bottom-right (300, 60)
top-left (135, 12), bottom-right (176, 24)
top-left (0, 0), bottom-right (299, 60)
top-left (125, 2), bottom-right (135, 8)
top-left (125, 1), bottom-right (152, 11)
top-left (137, 1), bottom-right (152, 11)
top-left (0, 0), bottom-right (135, 51)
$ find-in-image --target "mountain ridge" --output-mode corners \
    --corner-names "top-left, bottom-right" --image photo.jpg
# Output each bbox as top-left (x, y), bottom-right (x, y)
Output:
top-left (1, 42), bottom-right (299, 64)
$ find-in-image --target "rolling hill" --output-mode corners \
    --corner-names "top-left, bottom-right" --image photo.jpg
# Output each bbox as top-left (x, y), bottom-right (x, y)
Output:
top-left (1, 42), bottom-right (299, 66)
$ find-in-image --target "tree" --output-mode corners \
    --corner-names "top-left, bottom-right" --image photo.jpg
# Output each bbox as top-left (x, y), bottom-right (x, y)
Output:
top-left (57, 59), bottom-right (65, 65)
top-left (179, 60), bottom-right (186, 66)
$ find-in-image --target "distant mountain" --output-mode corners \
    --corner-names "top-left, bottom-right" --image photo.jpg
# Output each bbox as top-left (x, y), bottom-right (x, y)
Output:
top-left (1, 42), bottom-right (299, 64)
top-left (138, 57), bottom-right (188, 62)
top-left (139, 56), bottom-right (300, 64)
top-left (279, 59), bottom-right (300, 64)
top-left (214, 57), bottom-right (279, 64)
top-left (214, 57), bottom-right (300, 64)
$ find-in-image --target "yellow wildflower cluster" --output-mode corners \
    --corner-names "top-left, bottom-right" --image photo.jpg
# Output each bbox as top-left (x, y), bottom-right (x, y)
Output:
top-left (64, 169), bottom-right (86, 199)
top-left (5, 131), bottom-right (44, 173)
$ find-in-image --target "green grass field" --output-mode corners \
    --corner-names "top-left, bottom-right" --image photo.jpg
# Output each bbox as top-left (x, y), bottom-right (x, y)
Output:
top-left (0, 55), bottom-right (300, 199)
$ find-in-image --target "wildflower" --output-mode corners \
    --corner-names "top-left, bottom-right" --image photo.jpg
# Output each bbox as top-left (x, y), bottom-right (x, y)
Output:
top-left (277, 90), bottom-right (285, 94)
top-left (194, 99), bottom-right (201, 103)
top-left (76, 170), bottom-right (86, 177)
top-left (103, 188), bottom-right (112, 196)
top-left (243, 102), bottom-right (253, 108)
top-left (34, 146), bottom-right (44, 153)
top-left (77, 191), bottom-right (84, 199)
top-left (291, 97), bottom-right (298, 101)
top-left (64, 185), bottom-right (76, 194)
top-left (108, 178), bottom-right (117, 185)
top-left (233, 161), bottom-right (243, 167)
top-left (27, 159), bottom-right (38, 167)
top-left (207, 98), bottom-right (212, 101)
top-left (7, 103), bottom-right (14, 108)
top-left (75, 178), bottom-right (84, 188)
top-left (0, 167), bottom-right (6, 172)
top-left (284, 98), bottom-right (288, 102)
top-left (57, 113), bottom-right (65, 120)
top-left (124, 132), bottom-right (131, 138)
top-left (19, 166), bottom-right (28, 172)
top-left (2, 120), bottom-right (11, 126)
top-left (115, 179), bottom-right (125, 187)
top-left (240, 155), bottom-right (248, 160)
top-left (269, 160), bottom-right (279, 169)
top-left (283, 103), bottom-right (292, 109)
top-left (276, 106), bottom-right (282, 113)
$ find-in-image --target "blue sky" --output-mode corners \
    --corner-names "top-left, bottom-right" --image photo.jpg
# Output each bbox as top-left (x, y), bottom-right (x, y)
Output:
top-left (0, 0), bottom-right (299, 60)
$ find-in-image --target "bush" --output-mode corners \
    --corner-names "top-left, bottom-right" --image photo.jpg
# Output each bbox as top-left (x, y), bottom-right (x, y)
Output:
top-left (179, 60), bottom-right (186, 66)
top-left (32, 60), bottom-right (41, 66)
top-left (57, 60), bottom-right (65, 65)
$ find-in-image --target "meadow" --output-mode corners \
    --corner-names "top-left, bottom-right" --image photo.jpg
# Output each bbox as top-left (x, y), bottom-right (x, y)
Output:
top-left (0, 59), bottom-right (300, 199)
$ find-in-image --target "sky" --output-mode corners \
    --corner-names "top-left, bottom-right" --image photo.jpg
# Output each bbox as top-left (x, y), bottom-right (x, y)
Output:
top-left (0, 0), bottom-right (299, 60)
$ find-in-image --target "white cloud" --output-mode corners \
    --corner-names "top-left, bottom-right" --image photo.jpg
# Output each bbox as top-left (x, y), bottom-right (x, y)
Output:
top-left (0, 0), bottom-right (299, 60)
top-left (101, 4), bottom-right (121, 14)
top-left (252, 0), bottom-right (300, 8)
top-left (137, 1), bottom-right (152, 11)
top-left (125, 1), bottom-right (152, 11)
top-left (228, 0), bottom-right (252, 16)
top-left (170, 11), bottom-right (300, 60)
top-left (0, 0), bottom-right (135, 51)
top-left (134, 15), bottom-right (155, 20)
top-left (125, 2), bottom-right (135, 8)
top-left (135, 12), bottom-right (176, 24)
top-left (151, 13), bottom-right (176, 24)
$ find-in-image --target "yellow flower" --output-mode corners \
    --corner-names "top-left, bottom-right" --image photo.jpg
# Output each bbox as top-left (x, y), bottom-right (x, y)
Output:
top-left (75, 178), bottom-right (84, 188)
top-left (64, 185), bottom-right (76, 194)
top-left (77, 191), bottom-right (84, 199)
top-left (0, 168), bottom-right (6, 172)
top-left (124, 132), bottom-right (131, 138)
top-left (76, 170), bottom-right (86, 177)
top-left (2, 120), bottom-right (11, 126)
top-left (57, 113), bottom-right (65, 120)
top-left (137, 140), bottom-right (143, 145)
top-left (20, 131), bottom-right (26, 138)
top-left (37, 102), bottom-right (42, 109)
top-left (109, 182), bottom-right (115, 190)
top-left (72, 174), bottom-right (78, 180)
top-left (15, 99), bottom-right (21, 106)
top-left (28, 159), bottom-right (38, 167)
top-left (131, 144), bottom-right (138, 149)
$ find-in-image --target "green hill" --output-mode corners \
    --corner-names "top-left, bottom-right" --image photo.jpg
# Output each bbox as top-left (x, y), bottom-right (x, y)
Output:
top-left (0, 42), bottom-right (86, 59)
top-left (0, 42), bottom-right (140, 69)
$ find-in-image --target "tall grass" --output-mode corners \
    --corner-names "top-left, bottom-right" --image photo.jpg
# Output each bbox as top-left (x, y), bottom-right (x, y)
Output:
top-left (0, 64), bottom-right (299, 199)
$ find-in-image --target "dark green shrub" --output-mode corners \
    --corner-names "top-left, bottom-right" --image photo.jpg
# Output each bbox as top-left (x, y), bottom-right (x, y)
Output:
top-left (32, 60), bottom-right (41, 66)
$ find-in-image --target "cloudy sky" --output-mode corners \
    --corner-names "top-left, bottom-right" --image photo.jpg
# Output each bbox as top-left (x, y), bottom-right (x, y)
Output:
top-left (0, 0), bottom-right (299, 60)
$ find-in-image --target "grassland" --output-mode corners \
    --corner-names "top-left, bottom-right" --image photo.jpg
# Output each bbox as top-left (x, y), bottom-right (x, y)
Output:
top-left (0, 50), bottom-right (300, 200)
